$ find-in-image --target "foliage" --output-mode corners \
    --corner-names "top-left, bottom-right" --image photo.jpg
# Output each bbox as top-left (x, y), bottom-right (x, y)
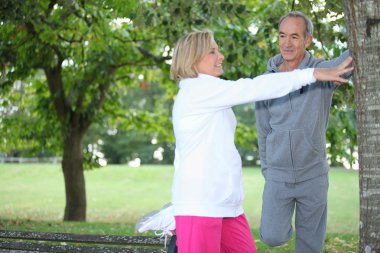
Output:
top-left (0, 72), bottom-right (62, 157)
top-left (0, 0), bottom-right (356, 168)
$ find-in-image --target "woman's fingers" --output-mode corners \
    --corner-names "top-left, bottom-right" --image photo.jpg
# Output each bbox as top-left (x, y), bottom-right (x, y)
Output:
top-left (313, 58), bottom-right (354, 82)
top-left (333, 57), bottom-right (353, 83)
top-left (339, 66), bottom-right (354, 76)
top-left (336, 77), bottom-right (349, 83)
top-left (339, 57), bottom-right (353, 69)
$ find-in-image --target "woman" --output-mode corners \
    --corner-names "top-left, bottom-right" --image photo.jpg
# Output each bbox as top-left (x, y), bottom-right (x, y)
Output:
top-left (138, 29), bottom-right (352, 253)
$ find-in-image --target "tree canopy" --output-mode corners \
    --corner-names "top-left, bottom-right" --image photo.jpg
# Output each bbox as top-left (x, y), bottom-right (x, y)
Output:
top-left (1, 0), bottom-right (356, 168)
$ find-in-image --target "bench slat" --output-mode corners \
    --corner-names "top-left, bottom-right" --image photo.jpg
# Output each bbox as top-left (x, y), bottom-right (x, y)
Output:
top-left (0, 240), bottom-right (165, 253)
top-left (0, 231), bottom-right (163, 246)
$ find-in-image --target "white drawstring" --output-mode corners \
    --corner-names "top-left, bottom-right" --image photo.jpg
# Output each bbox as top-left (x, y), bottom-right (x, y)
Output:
top-left (155, 229), bottom-right (173, 248)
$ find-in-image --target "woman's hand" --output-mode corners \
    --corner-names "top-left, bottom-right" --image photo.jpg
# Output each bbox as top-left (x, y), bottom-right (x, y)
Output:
top-left (313, 57), bottom-right (353, 83)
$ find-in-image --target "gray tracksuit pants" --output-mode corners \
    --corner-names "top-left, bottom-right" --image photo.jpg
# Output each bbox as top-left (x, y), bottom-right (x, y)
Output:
top-left (259, 175), bottom-right (329, 253)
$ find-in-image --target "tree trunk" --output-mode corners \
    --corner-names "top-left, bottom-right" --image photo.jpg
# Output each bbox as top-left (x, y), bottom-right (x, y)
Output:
top-left (62, 130), bottom-right (87, 221)
top-left (44, 66), bottom-right (88, 221)
top-left (343, 0), bottom-right (380, 252)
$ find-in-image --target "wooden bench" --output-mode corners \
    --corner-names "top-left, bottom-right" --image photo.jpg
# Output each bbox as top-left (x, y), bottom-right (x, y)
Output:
top-left (0, 230), bottom-right (177, 253)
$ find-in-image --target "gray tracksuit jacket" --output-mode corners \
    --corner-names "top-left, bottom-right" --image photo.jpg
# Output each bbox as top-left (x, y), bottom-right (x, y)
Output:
top-left (255, 50), bottom-right (351, 183)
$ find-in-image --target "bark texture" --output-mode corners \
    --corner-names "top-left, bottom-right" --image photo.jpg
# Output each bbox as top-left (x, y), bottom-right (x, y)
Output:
top-left (343, 0), bottom-right (380, 252)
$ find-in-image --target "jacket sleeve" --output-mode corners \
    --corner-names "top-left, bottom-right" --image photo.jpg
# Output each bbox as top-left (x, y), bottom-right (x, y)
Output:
top-left (191, 68), bottom-right (316, 110)
top-left (255, 100), bottom-right (271, 175)
top-left (316, 50), bottom-right (352, 79)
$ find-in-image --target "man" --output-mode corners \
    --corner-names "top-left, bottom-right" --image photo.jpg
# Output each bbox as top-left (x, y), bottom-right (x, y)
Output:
top-left (255, 11), bottom-right (351, 253)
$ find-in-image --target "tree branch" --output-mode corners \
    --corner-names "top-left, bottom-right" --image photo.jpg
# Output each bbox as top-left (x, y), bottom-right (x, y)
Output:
top-left (307, 0), bottom-right (331, 59)
top-left (137, 46), bottom-right (171, 64)
top-left (113, 35), bottom-right (171, 63)
top-left (44, 65), bottom-right (70, 125)
top-left (46, 0), bottom-right (58, 17)
top-left (24, 20), bottom-right (69, 124)
top-left (58, 34), bottom-right (84, 44)
top-left (114, 35), bottom-right (168, 43)
top-left (115, 75), bottom-right (132, 81)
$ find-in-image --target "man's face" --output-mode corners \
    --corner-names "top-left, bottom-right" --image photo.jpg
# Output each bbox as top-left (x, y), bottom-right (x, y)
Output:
top-left (279, 17), bottom-right (312, 66)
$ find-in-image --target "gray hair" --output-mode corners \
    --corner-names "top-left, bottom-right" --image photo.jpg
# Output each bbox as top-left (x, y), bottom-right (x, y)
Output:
top-left (278, 11), bottom-right (313, 38)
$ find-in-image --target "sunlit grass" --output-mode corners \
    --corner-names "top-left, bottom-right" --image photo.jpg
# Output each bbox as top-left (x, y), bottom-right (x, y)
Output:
top-left (0, 163), bottom-right (359, 252)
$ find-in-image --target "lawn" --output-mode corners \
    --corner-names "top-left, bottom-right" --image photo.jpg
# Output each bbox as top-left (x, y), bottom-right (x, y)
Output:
top-left (0, 163), bottom-right (359, 252)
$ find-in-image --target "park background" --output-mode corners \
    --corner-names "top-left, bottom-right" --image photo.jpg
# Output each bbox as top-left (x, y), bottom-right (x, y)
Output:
top-left (0, 0), bottom-right (364, 252)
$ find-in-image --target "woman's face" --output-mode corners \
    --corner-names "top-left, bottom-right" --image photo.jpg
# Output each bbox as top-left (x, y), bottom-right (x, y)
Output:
top-left (195, 41), bottom-right (224, 77)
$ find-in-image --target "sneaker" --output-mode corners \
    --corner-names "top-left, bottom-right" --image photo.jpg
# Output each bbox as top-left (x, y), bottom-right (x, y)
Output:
top-left (135, 202), bottom-right (175, 236)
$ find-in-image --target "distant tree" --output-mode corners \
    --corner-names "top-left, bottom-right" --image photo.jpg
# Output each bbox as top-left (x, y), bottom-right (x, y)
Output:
top-left (343, 0), bottom-right (380, 251)
top-left (0, 0), bottom-right (174, 221)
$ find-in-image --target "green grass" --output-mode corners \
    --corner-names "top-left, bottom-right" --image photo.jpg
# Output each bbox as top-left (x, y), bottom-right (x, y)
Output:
top-left (0, 164), bottom-right (359, 252)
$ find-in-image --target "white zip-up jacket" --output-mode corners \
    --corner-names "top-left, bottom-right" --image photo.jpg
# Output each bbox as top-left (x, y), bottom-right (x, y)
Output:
top-left (172, 69), bottom-right (316, 217)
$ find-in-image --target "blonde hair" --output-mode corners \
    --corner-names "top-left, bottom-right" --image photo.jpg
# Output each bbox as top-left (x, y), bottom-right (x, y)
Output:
top-left (170, 30), bottom-right (214, 81)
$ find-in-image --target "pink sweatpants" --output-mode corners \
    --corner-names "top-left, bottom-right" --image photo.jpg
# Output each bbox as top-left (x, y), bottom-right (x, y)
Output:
top-left (175, 214), bottom-right (256, 253)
